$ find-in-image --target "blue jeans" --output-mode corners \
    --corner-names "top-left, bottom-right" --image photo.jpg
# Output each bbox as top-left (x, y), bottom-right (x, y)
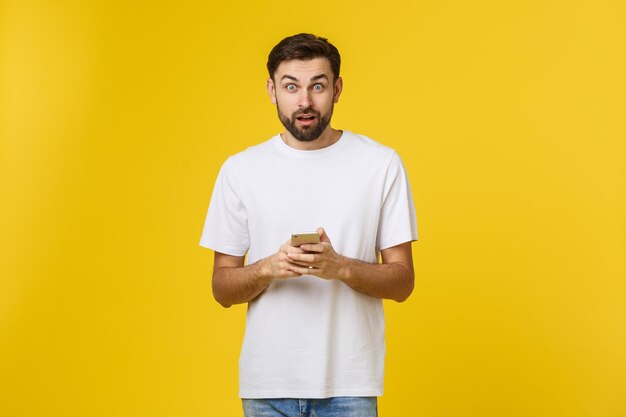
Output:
top-left (242, 397), bottom-right (378, 417)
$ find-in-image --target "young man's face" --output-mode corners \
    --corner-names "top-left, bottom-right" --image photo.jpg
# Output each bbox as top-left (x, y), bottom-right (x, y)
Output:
top-left (267, 57), bottom-right (342, 142)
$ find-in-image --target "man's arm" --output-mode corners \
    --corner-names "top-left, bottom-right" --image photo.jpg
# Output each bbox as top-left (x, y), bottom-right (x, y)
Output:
top-left (212, 241), bottom-right (305, 308)
top-left (339, 242), bottom-right (414, 302)
top-left (286, 228), bottom-right (415, 302)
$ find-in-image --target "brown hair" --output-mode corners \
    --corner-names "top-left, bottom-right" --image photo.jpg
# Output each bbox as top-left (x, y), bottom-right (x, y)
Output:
top-left (267, 33), bottom-right (341, 81)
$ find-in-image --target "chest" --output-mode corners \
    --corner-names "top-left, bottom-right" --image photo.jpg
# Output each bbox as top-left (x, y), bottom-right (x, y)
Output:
top-left (238, 156), bottom-right (386, 257)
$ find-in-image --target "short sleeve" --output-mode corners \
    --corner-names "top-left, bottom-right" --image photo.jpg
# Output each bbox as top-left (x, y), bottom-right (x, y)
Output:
top-left (376, 151), bottom-right (418, 250)
top-left (199, 157), bottom-right (250, 256)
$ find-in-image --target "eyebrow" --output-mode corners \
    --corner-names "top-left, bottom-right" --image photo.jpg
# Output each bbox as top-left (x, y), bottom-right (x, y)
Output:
top-left (311, 74), bottom-right (329, 82)
top-left (280, 73), bottom-right (330, 83)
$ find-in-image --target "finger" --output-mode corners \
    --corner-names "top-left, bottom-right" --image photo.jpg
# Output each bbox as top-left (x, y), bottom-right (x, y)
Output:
top-left (286, 258), bottom-right (312, 268)
top-left (280, 242), bottom-right (304, 255)
top-left (278, 254), bottom-right (303, 271)
top-left (278, 252), bottom-right (292, 262)
top-left (277, 270), bottom-right (301, 279)
top-left (287, 253), bottom-right (317, 263)
top-left (283, 242), bottom-right (305, 254)
top-left (288, 264), bottom-right (317, 275)
top-left (300, 243), bottom-right (325, 253)
top-left (278, 260), bottom-right (303, 276)
top-left (286, 257), bottom-right (308, 267)
top-left (317, 227), bottom-right (331, 244)
top-left (286, 246), bottom-right (305, 255)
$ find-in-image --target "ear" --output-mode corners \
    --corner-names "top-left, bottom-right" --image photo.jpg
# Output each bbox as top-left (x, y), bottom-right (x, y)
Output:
top-left (333, 76), bottom-right (343, 103)
top-left (267, 78), bottom-right (277, 104)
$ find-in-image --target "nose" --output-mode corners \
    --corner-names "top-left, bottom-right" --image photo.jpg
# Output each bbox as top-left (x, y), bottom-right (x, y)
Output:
top-left (297, 89), bottom-right (312, 109)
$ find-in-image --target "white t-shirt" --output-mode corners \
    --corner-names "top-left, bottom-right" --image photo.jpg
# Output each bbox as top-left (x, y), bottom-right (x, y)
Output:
top-left (200, 131), bottom-right (418, 399)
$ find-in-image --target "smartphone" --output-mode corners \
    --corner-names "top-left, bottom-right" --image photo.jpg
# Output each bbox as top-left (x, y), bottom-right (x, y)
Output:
top-left (291, 232), bottom-right (320, 246)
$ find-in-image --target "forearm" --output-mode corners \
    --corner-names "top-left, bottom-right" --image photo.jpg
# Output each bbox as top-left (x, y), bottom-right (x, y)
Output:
top-left (338, 256), bottom-right (414, 302)
top-left (286, 234), bottom-right (415, 302)
top-left (212, 260), bottom-right (273, 308)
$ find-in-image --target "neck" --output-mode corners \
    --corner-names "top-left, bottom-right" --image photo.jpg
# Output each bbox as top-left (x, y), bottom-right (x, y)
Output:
top-left (281, 127), bottom-right (343, 151)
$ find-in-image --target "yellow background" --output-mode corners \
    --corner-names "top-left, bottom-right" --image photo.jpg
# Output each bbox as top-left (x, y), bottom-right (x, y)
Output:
top-left (1, 1), bottom-right (625, 416)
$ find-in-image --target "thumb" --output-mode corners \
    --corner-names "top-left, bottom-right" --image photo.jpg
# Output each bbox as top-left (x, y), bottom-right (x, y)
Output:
top-left (317, 227), bottom-right (331, 244)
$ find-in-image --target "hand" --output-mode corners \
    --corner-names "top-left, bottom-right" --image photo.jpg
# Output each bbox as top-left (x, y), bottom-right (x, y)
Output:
top-left (286, 227), bottom-right (346, 280)
top-left (258, 239), bottom-right (305, 280)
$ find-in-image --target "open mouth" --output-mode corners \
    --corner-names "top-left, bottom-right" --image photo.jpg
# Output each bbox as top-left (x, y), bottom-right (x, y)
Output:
top-left (295, 114), bottom-right (317, 126)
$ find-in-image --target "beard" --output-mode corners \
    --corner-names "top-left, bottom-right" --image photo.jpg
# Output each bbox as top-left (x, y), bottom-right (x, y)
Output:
top-left (277, 104), bottom-right (333, 142)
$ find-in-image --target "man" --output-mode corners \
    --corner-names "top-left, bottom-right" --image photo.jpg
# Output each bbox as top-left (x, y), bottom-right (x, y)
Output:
top-left (200, 33), bottom-right (418, 417)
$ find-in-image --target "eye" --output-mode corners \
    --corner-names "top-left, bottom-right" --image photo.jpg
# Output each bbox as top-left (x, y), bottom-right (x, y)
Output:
top-left (312, 83), bottom-right (324, 91)
top-left (285, 84), bottom-right (297, 91)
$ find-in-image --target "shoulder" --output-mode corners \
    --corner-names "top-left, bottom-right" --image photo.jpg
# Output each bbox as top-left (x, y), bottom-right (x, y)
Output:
top-left (229, 136), bottom-right (278, 162)
top-left (211, 137), bottom-right (279, 187)
top-left (217, 136), bottom-right (280, 175)
top-left (343, 131), bottom-right (399, 164)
